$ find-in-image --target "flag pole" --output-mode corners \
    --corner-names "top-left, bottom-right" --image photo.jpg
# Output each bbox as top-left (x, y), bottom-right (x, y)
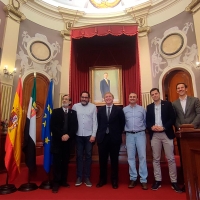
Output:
top-left (39, 79), bottom-right (53, 190)
top-left (0, 171), bottom-right (17, 194)
top-left (39, 171), bottom-right (52, 190)
top-left (18, 169), bottom-right (38, 191)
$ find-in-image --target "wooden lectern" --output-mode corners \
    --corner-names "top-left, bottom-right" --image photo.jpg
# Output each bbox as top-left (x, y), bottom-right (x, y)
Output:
top-left (175, 124), bottom-right (200, 200)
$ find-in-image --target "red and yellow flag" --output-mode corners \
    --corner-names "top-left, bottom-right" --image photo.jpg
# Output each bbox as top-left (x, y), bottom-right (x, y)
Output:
top-left (5, 78), bottom-right (23, 182)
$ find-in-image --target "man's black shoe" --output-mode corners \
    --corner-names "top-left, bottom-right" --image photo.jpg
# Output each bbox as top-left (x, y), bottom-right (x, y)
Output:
top-left (112, 181), bottom-right (118, 189)
top-left (96, 180), bottom-right (107, 188)
top-left (151, 181), bottom-right (161, 190)
top-left (171, 182), bottom-right (182, 193)
top-left (52, 184), bottom-right (59, 193)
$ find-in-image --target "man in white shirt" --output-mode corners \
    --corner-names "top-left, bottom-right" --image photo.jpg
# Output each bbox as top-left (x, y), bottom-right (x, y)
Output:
top-left (172, 83), bottom-right (200, 192)
top-left (72, 91), bottom-right (97, 187)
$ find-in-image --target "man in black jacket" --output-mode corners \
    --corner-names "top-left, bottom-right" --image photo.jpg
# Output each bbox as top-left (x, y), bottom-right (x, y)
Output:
top-left (146, 88), bottom-right (181, 193)
top-left (50, 94), bottom-right (78, 193)
top-left (96, 92), bottom-right (125, 189)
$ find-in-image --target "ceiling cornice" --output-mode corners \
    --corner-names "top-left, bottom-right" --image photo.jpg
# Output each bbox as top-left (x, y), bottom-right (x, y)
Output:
top-left (186, 0), bottom-right (200, 13)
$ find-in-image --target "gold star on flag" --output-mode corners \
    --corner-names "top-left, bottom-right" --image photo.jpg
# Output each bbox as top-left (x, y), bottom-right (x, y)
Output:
top-left (45, 137), bottom-right (50, 144)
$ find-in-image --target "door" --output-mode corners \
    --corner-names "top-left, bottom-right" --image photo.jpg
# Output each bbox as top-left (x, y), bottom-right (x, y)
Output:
top-left (22, 73), bottom-right (50, 156)
top-left (163, 70), bottom-right (194, 102)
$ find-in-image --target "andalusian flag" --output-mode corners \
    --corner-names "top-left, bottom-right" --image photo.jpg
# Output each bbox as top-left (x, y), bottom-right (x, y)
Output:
top-left (22, 77), bottom-right (36, 172)
top-left (4, 78), bottom-right (23, 182)
top-left (42, 80), bottom-right (53, 173)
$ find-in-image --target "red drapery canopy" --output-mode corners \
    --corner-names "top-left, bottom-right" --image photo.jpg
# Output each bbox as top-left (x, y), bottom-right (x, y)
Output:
top-left (70, 25), bottom-right (141, 106)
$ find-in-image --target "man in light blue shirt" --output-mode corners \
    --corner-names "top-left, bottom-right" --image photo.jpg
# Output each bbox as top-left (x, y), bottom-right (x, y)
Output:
top-left (72, 91), bottom-right (97, 187)
top-left (123, 93), bottom-right (148, 190)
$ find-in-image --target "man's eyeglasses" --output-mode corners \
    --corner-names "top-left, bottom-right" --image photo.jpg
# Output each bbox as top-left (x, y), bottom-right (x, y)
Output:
top-left (81, 96), bottom-right (89, 99)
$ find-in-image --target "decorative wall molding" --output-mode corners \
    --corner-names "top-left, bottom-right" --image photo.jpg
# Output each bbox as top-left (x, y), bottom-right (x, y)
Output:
top-left (186, 0), bottom-right (200, 13)
top-left (0, 0), bottom-right (187, 31)
top-left (3, 1), bottom-right (26, 22)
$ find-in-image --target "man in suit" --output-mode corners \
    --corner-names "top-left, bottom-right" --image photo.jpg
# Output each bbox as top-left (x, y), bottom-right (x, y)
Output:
top-left (50, 94), bottom-right (78, 193)
top-left (172, 83), bottom-right (200, 192)
top-left (100, 72), bottom-right (110, 101)
top-left (146, 88), bottom-right (182, 193)
top-left (96, 92), bottom-right (125, 189)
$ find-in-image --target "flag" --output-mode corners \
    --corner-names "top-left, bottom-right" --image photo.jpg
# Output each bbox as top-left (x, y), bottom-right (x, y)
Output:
top-left (42, 80), bottom-right (53, 173)
top-left (4, 78), bottom-right (23, 182)
top-left (22, 77), bottom-right (36, 172)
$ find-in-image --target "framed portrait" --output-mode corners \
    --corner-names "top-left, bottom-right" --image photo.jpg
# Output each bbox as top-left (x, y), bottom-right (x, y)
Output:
top-left (89, 66), bottom-right (123, 106)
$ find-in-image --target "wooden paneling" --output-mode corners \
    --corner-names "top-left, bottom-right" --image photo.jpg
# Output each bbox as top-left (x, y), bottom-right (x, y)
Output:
top-left (176, 125), bottom-right (200, 200)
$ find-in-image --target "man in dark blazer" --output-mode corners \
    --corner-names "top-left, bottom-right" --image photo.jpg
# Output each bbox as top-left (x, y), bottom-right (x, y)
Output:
top-left (100, 72), bottom-right (110, 101)
top-left (50, 94), bottom-right (78, 193)
top-left (96, 92), bottom-right (125, 189)
top-left (172, 83), bottom-right (200, 192)
top-left (146, 88), bottom-right (182, 193)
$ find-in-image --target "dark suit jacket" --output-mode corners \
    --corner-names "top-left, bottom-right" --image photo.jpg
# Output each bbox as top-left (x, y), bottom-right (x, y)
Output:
top-left (146, 100), bottom-right (176, 140)
top-left (50, 107), bottom-right (78, 153)
top-left (100, 79), bottom-right (110, 98)
top-left (172, 96), bottom-right (200, 130)
top-left (96, 105), bottom-right (125, 144)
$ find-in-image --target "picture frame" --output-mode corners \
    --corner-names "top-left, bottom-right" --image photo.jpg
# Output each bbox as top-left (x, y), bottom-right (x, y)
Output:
top-left (89, 65), bottom-right (123, 106)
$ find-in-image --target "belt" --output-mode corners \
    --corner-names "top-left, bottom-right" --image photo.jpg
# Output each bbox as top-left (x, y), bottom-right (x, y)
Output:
top-left (126, 130), bottom-right (145, 134)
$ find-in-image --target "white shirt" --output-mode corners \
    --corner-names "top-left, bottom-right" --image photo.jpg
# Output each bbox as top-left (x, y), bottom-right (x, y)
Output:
top-left (180, 96), bottom-right (187, 114)
top-left (72, 102), bottom-right (97, 137)
top-left (154, 102), bottom-right (163, 127)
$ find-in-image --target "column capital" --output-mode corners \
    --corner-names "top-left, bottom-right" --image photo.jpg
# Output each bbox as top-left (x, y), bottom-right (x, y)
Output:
top-left (136, 17), bottom-right (150, 37)
top-left (61, 21), bottom-right (73, 40)
top-left (186, 0), bottom-right (200, 13)
top-left (60, 30), bottom-right (71, 41)
top-left (3, 1), bottom-right (26, 23)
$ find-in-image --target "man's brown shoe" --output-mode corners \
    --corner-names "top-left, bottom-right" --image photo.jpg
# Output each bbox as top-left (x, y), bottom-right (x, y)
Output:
top-left (128, 180), bottom-right (136, 188)
top-left (141, 183), bottom-right (148, 190)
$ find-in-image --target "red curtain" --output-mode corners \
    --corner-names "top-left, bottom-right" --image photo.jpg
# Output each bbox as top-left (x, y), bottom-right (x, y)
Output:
top-left (70, 25), bottom-right (141, 106)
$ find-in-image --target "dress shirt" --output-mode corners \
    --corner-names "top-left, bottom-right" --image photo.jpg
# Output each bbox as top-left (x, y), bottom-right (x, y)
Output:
top-left (72, 102), bottom-right (97, 137)
top-left (62, 107), bottom-right (68, 113)
top-left (123, 104), bottom-right (146, 132)
top-left (179, 95), bottom-right (187, 114)
top-left (154, 102), bottom-right (163, 127)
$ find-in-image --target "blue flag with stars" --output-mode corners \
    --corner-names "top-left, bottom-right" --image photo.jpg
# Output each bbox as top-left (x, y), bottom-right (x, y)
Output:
top-left (42, 80), bottom-right (53, 173)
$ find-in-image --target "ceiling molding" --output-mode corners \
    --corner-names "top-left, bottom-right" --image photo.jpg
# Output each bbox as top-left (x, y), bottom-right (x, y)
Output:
top-left (6, 0), bottom-right (191, 30)
top-left (186, 0), bottom-right (200, 13)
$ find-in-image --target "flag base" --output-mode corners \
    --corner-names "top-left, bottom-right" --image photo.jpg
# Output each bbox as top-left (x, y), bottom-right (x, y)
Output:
top-left (18, 183), bottom-right (38, 192)
top-left (0, 184), bottom-right (17, 195)
top-left (39, 180), bottom-right (52, 190)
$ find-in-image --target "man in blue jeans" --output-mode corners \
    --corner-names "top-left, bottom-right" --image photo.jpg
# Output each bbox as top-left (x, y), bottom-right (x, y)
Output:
top-left (72, 91), bottom-right (97, 187)
top-left (123, 93), bottom-right (148, 190)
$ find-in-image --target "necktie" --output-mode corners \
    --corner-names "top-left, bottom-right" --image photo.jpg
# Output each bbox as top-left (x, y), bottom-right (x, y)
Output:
top-left (106, 107), bottom-right (110, 134)
top-left (107, 107), bottom-right (110, 120)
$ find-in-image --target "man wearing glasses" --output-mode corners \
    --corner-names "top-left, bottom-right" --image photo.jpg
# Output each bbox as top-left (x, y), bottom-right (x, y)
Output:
top-left (72, 91), bottom-right (98, 187)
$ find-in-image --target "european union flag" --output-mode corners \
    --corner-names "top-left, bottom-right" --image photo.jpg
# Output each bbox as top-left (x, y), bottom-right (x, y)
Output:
top-left (42, 80), bottom-right (53, 173)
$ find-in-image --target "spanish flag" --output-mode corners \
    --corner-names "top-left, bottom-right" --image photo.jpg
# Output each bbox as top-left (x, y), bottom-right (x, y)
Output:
top-left (4, 78), bottom-right (23, 182)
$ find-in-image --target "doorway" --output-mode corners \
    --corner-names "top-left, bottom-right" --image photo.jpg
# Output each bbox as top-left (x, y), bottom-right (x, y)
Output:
top-left (163, 69), bottom-right (194, 102)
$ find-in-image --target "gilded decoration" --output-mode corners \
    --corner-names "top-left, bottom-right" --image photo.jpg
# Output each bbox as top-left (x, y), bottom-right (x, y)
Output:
top-left (3, 0), bottom-right (26, 22)
top-left (186, 0), bottom-right (200, 12)
top-left (89, 0), bottom-right (121, 8)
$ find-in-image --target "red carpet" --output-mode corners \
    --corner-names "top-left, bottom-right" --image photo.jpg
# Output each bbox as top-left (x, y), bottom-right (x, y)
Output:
top-left (0, 156), bottom-right (186, 200)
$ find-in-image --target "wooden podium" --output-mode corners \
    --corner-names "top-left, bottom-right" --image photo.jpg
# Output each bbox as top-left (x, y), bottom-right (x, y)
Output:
top-left (175, 124), bottom-right (200, 200)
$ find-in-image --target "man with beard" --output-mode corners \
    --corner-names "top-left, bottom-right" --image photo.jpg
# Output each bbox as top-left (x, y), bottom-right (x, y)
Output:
top-left (72, 91), bottom-right (97, 187)
top-left (50, 94), bottom-right (78, 193)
